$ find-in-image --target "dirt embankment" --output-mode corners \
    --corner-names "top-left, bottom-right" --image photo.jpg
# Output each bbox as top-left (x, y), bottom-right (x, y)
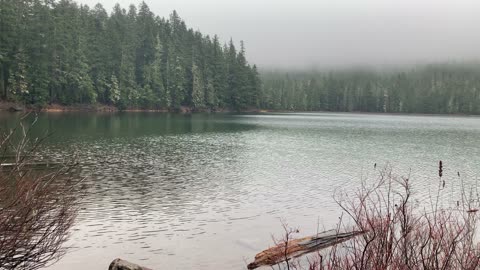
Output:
top-left (42, 103), bottom-right (118, 112)
top-left (0, 102), bottom-right (118, 112)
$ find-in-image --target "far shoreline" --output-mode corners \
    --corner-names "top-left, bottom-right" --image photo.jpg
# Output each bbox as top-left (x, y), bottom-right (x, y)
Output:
top-left (0, 101), bottom-right (478, 117)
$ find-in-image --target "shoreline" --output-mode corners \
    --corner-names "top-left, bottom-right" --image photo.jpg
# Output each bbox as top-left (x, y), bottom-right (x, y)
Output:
top-left (0, 102), bottom-right (478, 117)
top-left (0, 102), bottom-right (263, 114)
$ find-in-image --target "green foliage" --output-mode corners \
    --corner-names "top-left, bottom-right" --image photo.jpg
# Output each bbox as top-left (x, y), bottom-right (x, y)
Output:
top-left (8, 49), bottom-right (29, 98)
top-left (0, 0), bottom-right (260, 110)
top-left (108, 75), bottom-right (120, 104)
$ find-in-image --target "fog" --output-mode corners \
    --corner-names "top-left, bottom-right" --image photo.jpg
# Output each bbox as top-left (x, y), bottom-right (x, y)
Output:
top-left (76, 0), bottom-right (480, 69)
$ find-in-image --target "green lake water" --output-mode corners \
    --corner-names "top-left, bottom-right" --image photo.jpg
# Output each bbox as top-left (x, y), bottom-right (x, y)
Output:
top-left (1, 112), bottom-right (479, 270)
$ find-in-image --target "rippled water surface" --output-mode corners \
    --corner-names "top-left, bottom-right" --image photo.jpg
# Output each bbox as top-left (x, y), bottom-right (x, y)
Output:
top-left (1, 112), bottom-right (480, 270)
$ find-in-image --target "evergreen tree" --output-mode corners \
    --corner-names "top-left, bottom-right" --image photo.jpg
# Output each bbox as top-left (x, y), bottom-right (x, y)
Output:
top-left (191, 61), bottom-right (205, 109)
top-left (8, 49), bottom-right (29, 98)
top-left (108, 74), bottom-right (120, 104)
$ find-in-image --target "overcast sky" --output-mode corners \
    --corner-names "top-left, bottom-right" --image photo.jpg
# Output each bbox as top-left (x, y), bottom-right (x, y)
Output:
top-left (76, 0), bottom-right (480, 69)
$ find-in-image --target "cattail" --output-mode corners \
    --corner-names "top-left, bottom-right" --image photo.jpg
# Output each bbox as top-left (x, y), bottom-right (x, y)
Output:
top-left (439, 160), bottom-right (443, 178)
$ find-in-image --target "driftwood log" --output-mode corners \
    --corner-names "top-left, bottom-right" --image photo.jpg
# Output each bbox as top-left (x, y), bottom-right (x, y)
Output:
top-left (0, 162), bottom-right (62, 171)
top-left (247, 230), bottom-right (366, 269)
top-left (109, 259), bottom-right (152, 270)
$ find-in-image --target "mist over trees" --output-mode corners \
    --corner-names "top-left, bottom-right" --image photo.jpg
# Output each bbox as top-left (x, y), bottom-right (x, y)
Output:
top-left (260, 64), bottom-right (480, 114)
top-left (0, 0), bottom-right (261, 111)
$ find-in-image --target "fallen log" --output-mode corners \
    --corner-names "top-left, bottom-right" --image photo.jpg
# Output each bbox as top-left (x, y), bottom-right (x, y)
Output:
top-left (7, 105), bottom-right (24, 112)
top-left (247, 229), bottom-right (366, 269)
top-left (108, 259), bottom-right (153, 270)
top-left (0, 162), bottom-right (62, 170)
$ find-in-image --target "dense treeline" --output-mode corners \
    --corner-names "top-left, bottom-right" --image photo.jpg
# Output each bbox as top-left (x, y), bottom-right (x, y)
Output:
top-left (3, 1), bottom-right (480, 115)
top-left (260, 64), bottom-right (480, 114)
top-left (0, 0), bottom-right (261, 110)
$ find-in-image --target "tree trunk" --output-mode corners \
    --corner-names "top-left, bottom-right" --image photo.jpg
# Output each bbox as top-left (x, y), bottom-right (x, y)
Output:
top-left (0, 65), bottom-right (6, 100)
top-left (247, 230), bottom-right (366, 269)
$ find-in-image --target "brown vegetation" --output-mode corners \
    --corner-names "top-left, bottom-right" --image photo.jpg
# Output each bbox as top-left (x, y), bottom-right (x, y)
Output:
top-left (255, 165), bottom-right (480, 270)
top-left (0, 116), bottom-right (82, 270)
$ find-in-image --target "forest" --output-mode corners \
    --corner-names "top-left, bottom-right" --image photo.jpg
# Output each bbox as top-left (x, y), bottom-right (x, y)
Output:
top-left (0, 0), bottom-right (261, 111)
top-left (261, 64), bottom-right (480, 114)
top-left (2, 1), bottom-right (480, 114)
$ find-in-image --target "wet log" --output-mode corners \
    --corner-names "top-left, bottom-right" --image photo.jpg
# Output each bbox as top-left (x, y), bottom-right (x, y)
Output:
top-left (108, 259), bottom-right (152, 270)
top-left (247, 229), bottom-right (366, 269)
top-left (0, 162), bottom-right (62, 170)
top-left (7, 105), bottom-right (24, 112)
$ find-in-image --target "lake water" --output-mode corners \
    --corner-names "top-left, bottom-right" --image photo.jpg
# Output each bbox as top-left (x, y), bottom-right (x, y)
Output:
top-left (1, 112), bottom-right (480, 270)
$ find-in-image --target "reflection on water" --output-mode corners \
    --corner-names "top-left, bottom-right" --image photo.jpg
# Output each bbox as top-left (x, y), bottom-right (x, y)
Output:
top-left (1, 112), bottom-right (479, 270)
top-left (0, 113), bottom-right (255, 140)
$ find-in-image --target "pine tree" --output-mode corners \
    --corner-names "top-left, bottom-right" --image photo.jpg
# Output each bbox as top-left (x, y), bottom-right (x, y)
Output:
top-left (226, 39), bottom-right (239, 109)
top-left (191, 61), bottom-right (205, 109)
top-left (108, 74), bottom-right (120, 104)
top-left (8, 49), bottom-right (29, 98)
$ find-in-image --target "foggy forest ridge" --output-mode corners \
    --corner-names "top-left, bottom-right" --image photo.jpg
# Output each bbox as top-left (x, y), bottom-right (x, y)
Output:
top-left (77, 0), bottom-right (480, 68)
top-left (258, 60), bottom-right (480, 74)
top-left (2, 0), bottom-right (480, 114)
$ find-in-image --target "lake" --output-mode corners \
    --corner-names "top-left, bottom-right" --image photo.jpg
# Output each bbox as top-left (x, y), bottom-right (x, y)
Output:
top-left (1, 112), bottom-right (479, 270)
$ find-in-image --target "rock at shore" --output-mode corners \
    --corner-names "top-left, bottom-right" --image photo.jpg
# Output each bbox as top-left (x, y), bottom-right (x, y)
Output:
top-left (108, 259), bottom-right (152, 270)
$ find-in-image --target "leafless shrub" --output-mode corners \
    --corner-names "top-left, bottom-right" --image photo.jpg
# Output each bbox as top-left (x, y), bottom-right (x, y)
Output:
top-left (269, 221), bottom-right (301, 270)
top-left (269, 164), bottom-right (480, 270)
top-left (0, 115), bottom-right (83, 270)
